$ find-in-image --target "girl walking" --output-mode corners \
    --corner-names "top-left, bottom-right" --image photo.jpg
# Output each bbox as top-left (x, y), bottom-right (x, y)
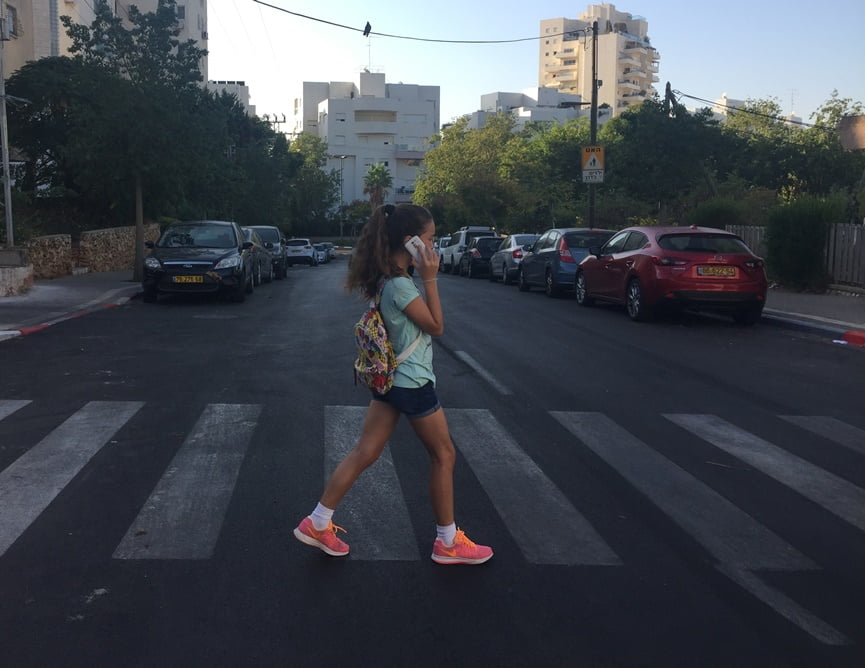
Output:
top-left (293, 203), bottom-right (493, 565)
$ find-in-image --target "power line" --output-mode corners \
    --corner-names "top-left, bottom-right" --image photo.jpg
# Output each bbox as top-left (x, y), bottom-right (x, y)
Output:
top-left (251, 0), bottom-right (545, 44)
top-left (673, 90), bottom-right (820, 129)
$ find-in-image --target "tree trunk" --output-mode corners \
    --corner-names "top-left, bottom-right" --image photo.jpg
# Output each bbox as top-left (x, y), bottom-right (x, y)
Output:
top-left (133, 173), bottom-right (144, 282)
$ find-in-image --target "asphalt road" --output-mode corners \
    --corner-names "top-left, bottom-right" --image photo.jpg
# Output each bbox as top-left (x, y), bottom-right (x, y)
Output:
top-left (1, 258), bottom-right (863, 667)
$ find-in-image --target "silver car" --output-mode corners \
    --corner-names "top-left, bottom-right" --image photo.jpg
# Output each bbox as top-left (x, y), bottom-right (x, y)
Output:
top-left (489, 233), bottom-right (540, 285)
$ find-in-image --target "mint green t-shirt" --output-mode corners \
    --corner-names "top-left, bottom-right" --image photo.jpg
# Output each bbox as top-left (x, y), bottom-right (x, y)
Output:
top-left (379, 276), bottom-right (435, 388)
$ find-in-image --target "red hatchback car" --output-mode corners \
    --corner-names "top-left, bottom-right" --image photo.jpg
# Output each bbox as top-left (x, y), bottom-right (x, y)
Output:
top-left (575, 225), bottom-right (768, 323)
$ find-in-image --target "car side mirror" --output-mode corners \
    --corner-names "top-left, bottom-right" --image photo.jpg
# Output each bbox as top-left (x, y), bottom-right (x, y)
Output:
top-left (459, 245), bottom-right (467, 252)
top-left (145, 240), bottom-right (155, 249)
top-left (523, 244), bottom-right (533, 251)
top-left (264, 242), bottom-right (274, 249)
top-left (242, 241), bottom-right (254, 250)
top-left (589, 245), bottom-right (602, 256)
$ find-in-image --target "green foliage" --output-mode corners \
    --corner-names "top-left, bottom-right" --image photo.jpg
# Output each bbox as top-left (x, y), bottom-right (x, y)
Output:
top-left (363, 163), bottom-right (393, 210)
top-left (686, 199), bottom-right (747, 229)
top-left (766, 194), bottom-right (846, 290)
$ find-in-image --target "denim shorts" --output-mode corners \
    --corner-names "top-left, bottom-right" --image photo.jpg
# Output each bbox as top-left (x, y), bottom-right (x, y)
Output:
top-left (371, 381), bottom-right (441, 419)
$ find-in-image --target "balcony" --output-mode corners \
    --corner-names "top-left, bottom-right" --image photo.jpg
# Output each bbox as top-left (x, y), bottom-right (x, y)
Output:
top-left (617, 79), bottom-right (640, 91)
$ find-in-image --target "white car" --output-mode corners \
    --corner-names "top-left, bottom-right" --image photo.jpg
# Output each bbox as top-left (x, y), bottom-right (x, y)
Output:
top-left (285, 238), bottom-right (317, 266)
top-left (439, 226), bottom-right (496, 274)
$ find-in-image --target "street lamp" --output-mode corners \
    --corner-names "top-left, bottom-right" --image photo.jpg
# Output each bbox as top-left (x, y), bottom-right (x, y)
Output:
top-left (332, 154), bottom-right (348, 238)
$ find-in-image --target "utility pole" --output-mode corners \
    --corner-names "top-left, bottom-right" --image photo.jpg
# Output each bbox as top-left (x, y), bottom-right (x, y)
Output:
top-left (0, 9), bottom-right (14, 248)
top-left (588, 20), bottom-right (599, 230)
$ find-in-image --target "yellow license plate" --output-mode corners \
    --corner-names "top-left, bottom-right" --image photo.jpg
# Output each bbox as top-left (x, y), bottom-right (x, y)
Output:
top-left (173, 275), bottom-right (204, 283)
top-left (697, 265), bottom-right (736, 277)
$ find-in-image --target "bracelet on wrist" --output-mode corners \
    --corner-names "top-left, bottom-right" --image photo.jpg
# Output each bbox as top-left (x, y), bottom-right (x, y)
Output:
top-left (423, 278), bottom-right (438, 283)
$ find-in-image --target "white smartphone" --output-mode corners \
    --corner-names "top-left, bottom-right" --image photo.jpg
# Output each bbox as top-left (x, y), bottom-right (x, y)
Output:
top-left (404, 235), bottom-right (425, 262)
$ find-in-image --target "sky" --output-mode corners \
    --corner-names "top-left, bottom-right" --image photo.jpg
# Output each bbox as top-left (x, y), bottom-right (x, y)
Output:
top-left (207, 0), bottom-right (865, 127)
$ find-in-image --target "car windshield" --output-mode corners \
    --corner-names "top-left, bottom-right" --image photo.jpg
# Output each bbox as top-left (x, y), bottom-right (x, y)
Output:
top-left (564, 231), bottom-right (614, 248)
top-left (157, 224), bottom-right (236, 249)
top-left (254, 228), bottom-right (281, 243)
top-left (658, 234), bottom-right (751, 254)
top-left (475, 238), bottom-right (502, 252)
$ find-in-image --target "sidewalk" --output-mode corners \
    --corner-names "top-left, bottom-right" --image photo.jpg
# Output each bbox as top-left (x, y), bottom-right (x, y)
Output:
top-left (1, 270), bottom-right (864, 345)
top-left (0, 270), bottom-right (140, 341)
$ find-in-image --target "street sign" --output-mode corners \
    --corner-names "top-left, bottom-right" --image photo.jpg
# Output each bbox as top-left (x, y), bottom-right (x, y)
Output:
top-left (582, 170), bottom-right (604, 183)
top-left (582, 145), bottom-right (604, 171)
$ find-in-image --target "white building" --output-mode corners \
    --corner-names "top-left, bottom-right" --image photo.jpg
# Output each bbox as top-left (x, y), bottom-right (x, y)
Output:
top-left (539, 3), bottom-right (659, 117)
top-left (207, 80), bottom-right (255, 115)
top-left (293, 71), bottom-right (440, 205)
top-left (2, 0), bottom-right (208, 80)
top-left (465, 86), bottom-right (613, 130)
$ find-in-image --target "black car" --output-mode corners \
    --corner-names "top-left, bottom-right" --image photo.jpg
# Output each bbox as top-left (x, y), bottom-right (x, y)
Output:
top-left (458, 236), bottom-right (502, 278)
top-left (142, 220), bottom-right (254, 303)
top-left (247, 225), bottom-right (288, 279)
top-left (241, 227), bottom-right (275, 285)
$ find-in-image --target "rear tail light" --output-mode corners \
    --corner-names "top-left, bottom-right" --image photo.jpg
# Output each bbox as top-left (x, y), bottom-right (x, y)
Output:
top-left (512, 248), bottom-right (523, 259)
top-left (470, 249), bottom-right (481, 258)
top-left (558, 238), bottom-right (575, 263)
top-left (744, 259), bottom-right (765, 269)
top-left (653, 255), bottom-right (688, 266)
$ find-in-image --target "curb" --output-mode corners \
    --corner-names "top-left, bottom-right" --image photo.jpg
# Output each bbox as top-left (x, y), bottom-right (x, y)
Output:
top-left (0, 289), bottom-right (139, 342)
top-left (761, 310), bottom-right (865, 347)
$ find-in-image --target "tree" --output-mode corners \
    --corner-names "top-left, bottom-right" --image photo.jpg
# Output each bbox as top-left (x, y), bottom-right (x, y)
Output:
top-left (363, 163), bottom-right (393, 212)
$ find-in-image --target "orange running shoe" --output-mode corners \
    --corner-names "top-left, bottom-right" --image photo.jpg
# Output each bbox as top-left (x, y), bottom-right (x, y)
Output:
top-left (431, 529), bottom-right (493, 565)
top-left (293, 517), bottom-right (349, 557)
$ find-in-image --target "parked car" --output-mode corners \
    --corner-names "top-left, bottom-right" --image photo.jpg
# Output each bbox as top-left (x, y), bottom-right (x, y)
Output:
top-left (247, 225), bottom-right (287, 279)
top-left (241, 227), bottom-right (274, 285)
top-left (434, 236), bottom-right (451, 258)
top-left (458, 236), bottom-right (502, 278)
top-left (320, 242), bottom-right (337, 260)
top-left (575, 225), bottom-right (768, 323)
top-left (440, 226), bottom-right (496, 274)
top-left (314, 243), bottom-right (329, 264)
top-left (518, 227), bottom-right (615, 297)
top-left (142, 220), bottom-right (254, 303)
top-left (489, 233), bottom-right (540, 285)
top-left (286, 238), bottom-right (317, 266)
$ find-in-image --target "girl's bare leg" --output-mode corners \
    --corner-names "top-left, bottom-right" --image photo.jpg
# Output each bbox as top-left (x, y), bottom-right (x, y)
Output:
top-left (319, 400), bottom-right (401, 510)
top-left (408, 408), bottom-right (456, 526)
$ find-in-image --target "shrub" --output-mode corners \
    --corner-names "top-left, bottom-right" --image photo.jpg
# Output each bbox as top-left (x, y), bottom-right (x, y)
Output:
top-left (686, 198), bottom-right (747, 229)
top-left (766, 194), bottom-right (844, 291)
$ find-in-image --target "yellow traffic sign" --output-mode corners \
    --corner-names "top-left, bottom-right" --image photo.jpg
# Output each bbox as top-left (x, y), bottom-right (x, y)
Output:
top-left (582, 146), bottom-right (604, 171)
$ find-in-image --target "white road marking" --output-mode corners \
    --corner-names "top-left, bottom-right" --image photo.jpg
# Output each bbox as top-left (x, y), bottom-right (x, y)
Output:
top-left (552, 411), bottom-right (849, 645)
top-left (666, 414), bottom-right (865, 532)
top-left (0, 399), bottom-right (31, 422)
top-left (324, 406), bottom-right (419, 560)
top-left (779, 415), bottom-right (865, 457)
top-left (113, 404), bottom-right (260, 560)
top-left (449, 409), bottom-right (620, 565)
top-left (0, 401), bottom-right (143, 557)
top-left (454, 351), bottom-right (512, 395)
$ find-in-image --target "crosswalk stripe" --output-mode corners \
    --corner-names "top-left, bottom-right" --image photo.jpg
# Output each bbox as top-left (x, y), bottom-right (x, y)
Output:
top-left (113, 404), bottom-right (261, 560)
top-left (0, 401), bottom-right (144, 557)
top-left (550, 412), bottom-right (815, 570)
top-left (449, 409), bottom-right (620, 565)
top-left (779, 415), bottom-right (865, 457)
top-left (0, 399), bottom-right (31, 422)
top-left (324, 406), bottom-right (420, 560)
top-left (666, 414), bottom-right (865, 533)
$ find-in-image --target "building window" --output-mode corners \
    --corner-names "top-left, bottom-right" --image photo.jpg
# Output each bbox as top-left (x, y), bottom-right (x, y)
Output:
top-left (5, 4), bottom-right (17, 37)
top-left (177, 5), bottom-right (186, 19)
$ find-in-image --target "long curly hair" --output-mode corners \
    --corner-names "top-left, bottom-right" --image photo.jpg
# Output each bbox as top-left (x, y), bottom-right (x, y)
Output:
top-left (346, 203), bottom-right (433, 300)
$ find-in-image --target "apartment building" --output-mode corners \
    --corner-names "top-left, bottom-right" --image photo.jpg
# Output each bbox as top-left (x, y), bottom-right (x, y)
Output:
top-left (464, 86), bottom-right (616, 131)
top-left (1, 0), bottom-right (207, 80)
top-left (539, 3), bottom-right (659, 117)
top-left (293, 71), bottom-right (440, 205)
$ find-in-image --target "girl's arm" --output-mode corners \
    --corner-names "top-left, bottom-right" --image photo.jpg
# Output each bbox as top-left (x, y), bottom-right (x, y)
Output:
top-left (403, 244), bottom-right (444, 336)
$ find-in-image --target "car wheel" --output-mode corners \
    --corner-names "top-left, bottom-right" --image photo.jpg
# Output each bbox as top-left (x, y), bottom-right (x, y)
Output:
top-left (733, 305), bottom-right (763, 325)
top-left (450, 260), bottom-right (459, 275)
top-left (467, 262), bottom-right (475, 279)
top-left (626, 278), bottom-right (651, 321)
top-left (438, 256), bottom-right (444, 272)
top-left (544, 270), bottom-right (560, 298)
top-left (252, 261), bottom-right (261, 286)
top-left (264, 262), bottom-right (273, 283)
top-left (488, 265), bottom-right (497, 282)
top-left (142, 288), bottom-right (158, 303)
top-left (502, 267), bottom-right (513, 286)
top-left (245, 269), bottom-right (254, 295)
top-left (517, 268), bottom-right (529, 292)
top-left (575, 271), bottom-right (594, 306)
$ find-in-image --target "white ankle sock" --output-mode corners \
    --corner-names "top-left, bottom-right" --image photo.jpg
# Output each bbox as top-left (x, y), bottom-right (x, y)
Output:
top-left (436, 523), bottom-right (457, 546)
top-left (310, 503), bottom-right (334, 531)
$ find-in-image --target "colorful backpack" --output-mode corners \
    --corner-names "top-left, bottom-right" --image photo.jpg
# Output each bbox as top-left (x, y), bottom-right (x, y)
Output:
top-left (353, 278), bottom-right (423, 395)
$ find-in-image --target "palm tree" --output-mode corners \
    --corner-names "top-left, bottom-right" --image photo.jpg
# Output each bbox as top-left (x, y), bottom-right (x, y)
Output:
top-left (363, 163), bottom-right (393, 211)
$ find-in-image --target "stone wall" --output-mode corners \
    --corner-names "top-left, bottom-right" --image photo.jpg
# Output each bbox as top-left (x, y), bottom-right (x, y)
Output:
top-left (25, 234), bottom-right (73, 279)
top-left (25, 223), bottom-right (161, 278)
